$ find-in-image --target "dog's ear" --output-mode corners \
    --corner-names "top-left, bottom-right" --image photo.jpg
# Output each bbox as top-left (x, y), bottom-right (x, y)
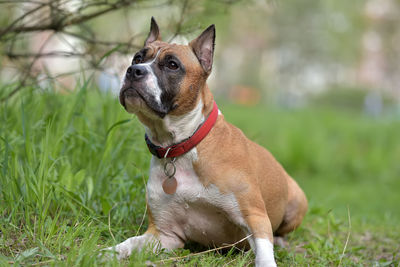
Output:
top-left (145, 17), bottom-right (161, 46)
top-left (189, 25), bottom-right (215, 74)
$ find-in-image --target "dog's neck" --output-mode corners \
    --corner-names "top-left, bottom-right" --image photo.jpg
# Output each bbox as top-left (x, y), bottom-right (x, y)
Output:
top-left (143, 99), bottom-right (205, 147)
top-left (137, 84), bottom-right (215, 148)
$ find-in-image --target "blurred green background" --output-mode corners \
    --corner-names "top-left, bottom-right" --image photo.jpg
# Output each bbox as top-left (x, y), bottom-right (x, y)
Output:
top-left (1, 0), bottom-right (399, 266)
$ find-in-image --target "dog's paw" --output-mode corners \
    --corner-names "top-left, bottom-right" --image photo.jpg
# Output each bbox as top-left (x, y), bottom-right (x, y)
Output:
top-left (273, 236), bottom-right (288, 248)
top-left (98, 246), bottom-right (123, 261)
top-left (255, 257), bottom-right (277, 267)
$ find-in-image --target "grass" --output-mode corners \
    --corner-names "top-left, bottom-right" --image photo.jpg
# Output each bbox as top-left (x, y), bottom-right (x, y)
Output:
top-left (0, 86), bottom-right (399, 266)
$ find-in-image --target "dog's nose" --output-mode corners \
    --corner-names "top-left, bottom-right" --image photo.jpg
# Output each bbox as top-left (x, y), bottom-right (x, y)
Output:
top-left (126, 65), bottom-right (148, 80)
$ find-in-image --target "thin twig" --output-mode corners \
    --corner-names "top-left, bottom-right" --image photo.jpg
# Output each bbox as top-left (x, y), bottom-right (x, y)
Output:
top-left (6, 51), bottom-right (86, 58)
top-left (222, 256), bottom-right (239, 267)
top-left (0, 31), bottom-right (55, 103)
top-left (108, 203), bottom-right (118, 243)
top-left (131, 162), bottom-right (149, 236)
top-left (62, 30), bottom-right (142, 49)
top-left (168, 0), bottom-right (190, 42)
top-left (0, 1), bottom-right (46, 3)
top-left (338, 206), bottom-right (351, 267)
top-left (31, 259), bottom-right (56, 266)
top-left (1, 2), bottom-right (132, 34)
top-left (154, 234), bottom-right (253, 263)
top-left (0, 2), bottom-right (47, 37)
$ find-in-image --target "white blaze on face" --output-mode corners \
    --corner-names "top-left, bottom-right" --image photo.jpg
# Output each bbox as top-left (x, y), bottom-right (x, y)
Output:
top-left (135, 50), bottom-right (163, 105)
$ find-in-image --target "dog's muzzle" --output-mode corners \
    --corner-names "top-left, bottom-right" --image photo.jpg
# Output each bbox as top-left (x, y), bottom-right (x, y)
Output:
top-left (126, 65), bottom-right (148, 81)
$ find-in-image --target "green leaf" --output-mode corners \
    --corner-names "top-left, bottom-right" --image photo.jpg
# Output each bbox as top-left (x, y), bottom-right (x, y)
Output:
top-left (73, 169), bottom-right (86, 188)
top-left (86, 176), bottom-right (94, 200)
top-left (16, 247), bottom-right (39, 262)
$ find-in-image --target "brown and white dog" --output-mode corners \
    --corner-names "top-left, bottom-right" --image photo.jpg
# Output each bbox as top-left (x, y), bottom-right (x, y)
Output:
top-left (111, 17), bottom-right (308, 266)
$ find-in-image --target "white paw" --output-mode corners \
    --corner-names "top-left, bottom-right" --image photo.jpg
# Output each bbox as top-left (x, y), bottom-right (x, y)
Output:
top-left (98, 246), bottom-right (125, 260)
top-left (254, 238), bottom-right (277, 267)
top-left (256, 257), bottom-right (277, 267)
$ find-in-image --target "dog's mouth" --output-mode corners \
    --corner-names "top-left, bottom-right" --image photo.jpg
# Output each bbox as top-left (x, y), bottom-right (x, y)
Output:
top-left (120, 87), bottom-right (142, 104)
top-left (120, 87), bottom-right (168, 118)
top-left (119, 87), bottom-right (140, 108)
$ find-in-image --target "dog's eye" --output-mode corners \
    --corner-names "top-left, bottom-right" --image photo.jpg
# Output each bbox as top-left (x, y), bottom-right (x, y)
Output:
top-left (167, 60), bottom-right (179, 70)
top-left (133, 56), bottom-right (142, 64)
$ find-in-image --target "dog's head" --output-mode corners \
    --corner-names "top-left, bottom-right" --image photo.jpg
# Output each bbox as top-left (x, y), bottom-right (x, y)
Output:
top-left (120, 17), bottom-right (215, 119)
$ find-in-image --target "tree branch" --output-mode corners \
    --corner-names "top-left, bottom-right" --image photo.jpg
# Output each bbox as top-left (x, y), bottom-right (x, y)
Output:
top-left (0, 1), bottom-right (134, 38)
top-left (0, 0), bottom-right (240, 103)
top-left (6, 51), bottom-right (87, 58)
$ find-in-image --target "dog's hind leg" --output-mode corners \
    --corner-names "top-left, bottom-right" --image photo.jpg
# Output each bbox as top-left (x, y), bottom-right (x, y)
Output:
top-left (275, 176), bottom-right (308, 237)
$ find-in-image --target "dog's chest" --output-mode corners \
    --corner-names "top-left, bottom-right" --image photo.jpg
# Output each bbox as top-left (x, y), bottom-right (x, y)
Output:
top-left (146, 149), bottom-right (245, 246)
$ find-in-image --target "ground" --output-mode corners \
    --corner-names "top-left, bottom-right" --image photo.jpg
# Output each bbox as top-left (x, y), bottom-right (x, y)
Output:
top-left (0, 88), bottom-right (399, 266)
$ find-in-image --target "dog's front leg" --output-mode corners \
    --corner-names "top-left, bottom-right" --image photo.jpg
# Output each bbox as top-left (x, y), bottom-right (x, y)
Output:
top-left (238, 198), bottom-right (277, 267)
top-left (244, 214), bottom-right (277, 267)
top-left (109, 231), bottom-right (156, 259)
top-left (252, 235), bottom-right (276, 267)
top-left (105, 223), bottom-right (184, 260)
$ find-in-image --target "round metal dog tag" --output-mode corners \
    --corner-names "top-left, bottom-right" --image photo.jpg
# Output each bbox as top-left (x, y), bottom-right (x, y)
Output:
top-left (163, 158), bottom-right (177, 194)
top-left (162, 177), bottom-right (177, 194)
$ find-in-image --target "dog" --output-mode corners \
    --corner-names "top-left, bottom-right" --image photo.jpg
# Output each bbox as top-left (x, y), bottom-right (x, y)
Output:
top-left (112, 17), bottom-right (308, 266)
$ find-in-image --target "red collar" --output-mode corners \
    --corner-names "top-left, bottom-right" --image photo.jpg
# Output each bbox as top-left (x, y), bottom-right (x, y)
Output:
top-left (145, 101), bottom-right (219, 158)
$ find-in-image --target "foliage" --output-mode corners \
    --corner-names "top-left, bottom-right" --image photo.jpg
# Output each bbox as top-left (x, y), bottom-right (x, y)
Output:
top-left (0, 0), bottom-right (239, 102)
top-left (0, 87), bottom-right (399, 265)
